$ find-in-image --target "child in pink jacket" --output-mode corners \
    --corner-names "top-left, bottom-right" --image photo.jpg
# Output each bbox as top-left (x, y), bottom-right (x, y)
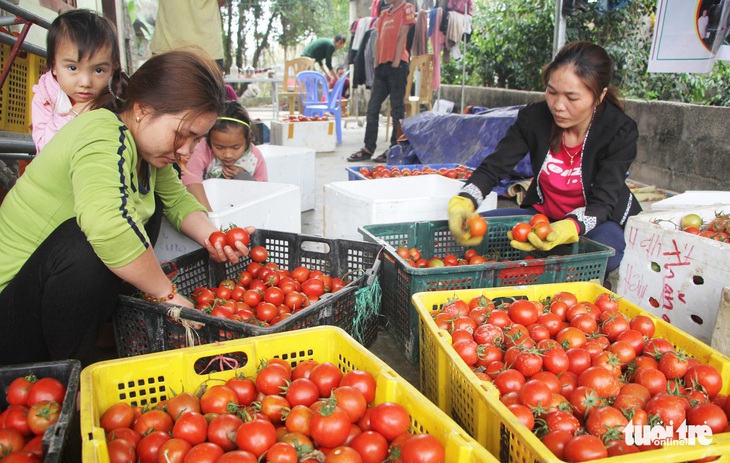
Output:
top-left (31, 9), bottom-right (122, 154)
top-left (182, 101), bottom-right (268, 211)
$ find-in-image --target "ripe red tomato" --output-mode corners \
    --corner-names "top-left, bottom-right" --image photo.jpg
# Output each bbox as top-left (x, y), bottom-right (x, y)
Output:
top-left (256, 364), bottom-right (291, 396)
top-left (157, 438), bottom-right (191, 463)
top-left (27, 400), bottom-right (61, 435)
top-left (106, 438), bottom-right (136, 463)
top-left (468, 215), bottom-right (488, 237)
top-left (136, 431), bottom-right (171, 463)
top-left (101, 402), bottom-right (136, 433)
top-left (506, 403), bottom-right (534, 430)
top-left (225, 227), bottom-right (250, 248)
top-left (209, 231), bottom-right (227, 248)
top-left (511, 222), bottom-right (532, 242)
top-left (200, 385), bottom-right (238, 415)
top-left (236, 419), bottom-right (277, 457)
top-left (350, 430), bottom-right (388, 463)
top-left (532, 221), bottom-right (552, 240)
top-left (369, 402), bottom-right (410, 441)
top-left (265, 442), bottom-right (299, 463)
top-left (310, 405), bottom-right (351, 448)
top-left (339, 370), bottom-right (376, 404)
top-left (400, 434), bottom-right (445, 463)
top-left (184, 442), bottom-right (225, 463)
top-left (564, 434), bottom-right (607, 462)
top-left (6, 376), bottom-right (34, 406)
top-left (207, 413), bottom-right (243, 452)
top-left (507, 299), bottom-right (539, 325)
top-left (173, 411), bottom-right (208, 446)
top-left (529, 213), bottom-right (550, 226)
top-left (26, 377), bottom-right (65, 405)
top-left (249, 245), bottom-right (268, 263)
top-left (309, 362), bottom-right (344, 397)
top-left (0, 428), bottom-right (26, 455)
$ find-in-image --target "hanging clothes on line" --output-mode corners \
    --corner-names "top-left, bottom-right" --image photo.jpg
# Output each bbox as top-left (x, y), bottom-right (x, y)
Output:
top-left (411, 9), bottom-right (430, 57)
top-left (429, 7), bottom-right (444, 90)
top-left (445, 11), bottom-right (472, 51)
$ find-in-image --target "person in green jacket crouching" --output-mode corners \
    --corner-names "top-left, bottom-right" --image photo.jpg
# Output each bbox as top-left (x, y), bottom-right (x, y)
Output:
top-left (0, 48), bottom-right (251, 366)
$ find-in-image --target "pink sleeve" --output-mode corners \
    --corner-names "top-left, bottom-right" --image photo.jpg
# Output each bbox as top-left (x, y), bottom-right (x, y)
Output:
top-left (181, 139), bottom-right (213, 186)
top-left (31, 73), bottom-right (74, 154)
top-left (251, 144), bottom-right (268, 182)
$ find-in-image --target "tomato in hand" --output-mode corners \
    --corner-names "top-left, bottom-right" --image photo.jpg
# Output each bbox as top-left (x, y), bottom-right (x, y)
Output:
top-left (511, 222), bottom-right (532, 242)
top-left (529, 213), bottom-right (550, 227)
top-left (468, 215), bottom-right (488, 237)
top-left (532, 221), bottom-right (552, 240)
top-left (209, 231), bottom-right (227, 249)
top-left (225, 227), bottom-right (250, 248)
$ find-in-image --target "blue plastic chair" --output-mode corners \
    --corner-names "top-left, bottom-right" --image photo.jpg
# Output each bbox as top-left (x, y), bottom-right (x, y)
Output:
top-left (297, 70), bottom-right (350, 144)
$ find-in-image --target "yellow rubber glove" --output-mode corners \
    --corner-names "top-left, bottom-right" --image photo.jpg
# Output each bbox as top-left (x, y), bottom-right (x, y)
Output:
top-left (448, 196), bottom-right (483, 247)
top-left (527, 219), bottom-right (580, 251)
top-left (508, 231), bottom-right (537, 252)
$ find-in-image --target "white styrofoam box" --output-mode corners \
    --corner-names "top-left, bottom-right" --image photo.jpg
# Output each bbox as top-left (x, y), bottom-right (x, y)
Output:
top-left (154, 179), bottom-right (301, 262)
top-left (711, 287), bottom-right (730, 357)
top-left (616, 206), bottom-right (730, 345)
top-left (323, 175), bottom-right (498, 241)
top-left (651, 190), bottom-right (730, 211)
top-left (270, 120), bottom-right (336, 153)
top-left (258, 144), bottom-right (316, 211)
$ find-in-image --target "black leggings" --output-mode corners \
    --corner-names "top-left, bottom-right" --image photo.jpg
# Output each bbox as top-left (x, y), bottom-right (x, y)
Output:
top-left (0, 219), bottom-right (121, 366)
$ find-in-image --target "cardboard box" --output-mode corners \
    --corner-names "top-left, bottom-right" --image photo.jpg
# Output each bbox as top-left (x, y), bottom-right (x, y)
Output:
top-left (270, 120), bottom-right (336, 153)
top-left (616, 206), bottom-right (730, 344)
top-left (323, 175), bottom-right (498, 241)
top-left (259, 144), bottom-right (316, 211)
top-left (154, 179), bottom-right (301, 262)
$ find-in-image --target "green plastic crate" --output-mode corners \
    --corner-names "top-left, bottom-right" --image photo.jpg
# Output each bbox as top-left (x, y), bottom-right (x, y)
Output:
top-left (359, 217), bottom-right (614, 364)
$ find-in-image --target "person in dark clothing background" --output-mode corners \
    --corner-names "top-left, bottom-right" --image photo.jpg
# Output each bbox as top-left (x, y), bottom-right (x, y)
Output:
top-left (302, 35), bottom-right (347, 83)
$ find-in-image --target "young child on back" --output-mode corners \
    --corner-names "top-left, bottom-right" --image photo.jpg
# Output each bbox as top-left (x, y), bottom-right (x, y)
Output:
top-left (182, 101), bottom-right (268, 211)
top-left (31, 9), bottom-right (122, 154)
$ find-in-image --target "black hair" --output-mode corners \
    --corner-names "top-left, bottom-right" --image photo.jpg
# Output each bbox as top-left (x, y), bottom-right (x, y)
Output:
top-left (334, 34), bottom-right (346, 44)
top-left (206, 101), bottom-right (257, 152)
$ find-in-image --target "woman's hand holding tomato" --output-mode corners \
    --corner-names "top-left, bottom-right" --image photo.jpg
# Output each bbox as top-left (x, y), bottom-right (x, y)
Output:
top-left (205, 226), bottom-right (257, 264)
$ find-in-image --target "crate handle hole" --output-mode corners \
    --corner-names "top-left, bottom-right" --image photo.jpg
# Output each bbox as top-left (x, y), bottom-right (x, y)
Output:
top-left (648, 297), bottom-right (659, 308)
top-left (300, 241), bottom-right (329, 254)
top-left (650, 262), bottom-right (661, 273)
top-left (693, 275), bottom-right (704, 285)
top-left (194, 352), bottom-right (248, 375)
top-left (690, 314), bottom-right (704, 325)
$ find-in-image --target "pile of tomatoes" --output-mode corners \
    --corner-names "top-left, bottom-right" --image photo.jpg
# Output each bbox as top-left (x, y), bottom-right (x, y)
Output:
top-left (676, 212), bottom-right (730, 243)
top-left (198, 228), bottom-right (348, 327)
top-left (395, 242), bottom-right (534, 269)
top-left (0, 374), bottom-right (68, 462)
top-left (101, 359), bottom-right (445, 463)
top-left (282, 115), bottom-right (330, 123)
top-left (431, 290), bottom-right (729, 462)
top-left (510, 214), bottom-right (553, 243)
top-left (357, 165), bottom-right (471, 180)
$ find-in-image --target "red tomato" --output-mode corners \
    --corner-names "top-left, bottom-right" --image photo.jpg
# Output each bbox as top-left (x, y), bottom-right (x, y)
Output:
top-left (225, 227), bottom-right (250, 248)
top-left (6, 376), bottom-right (34, 406)
top-left (0, 428), bottom-right (26, 455)
top-left (101, 402), bottom-right (136, 433)
top-left (265, 442), bottom-right (299, 463)
top-left (3, 405), bottom-right (32, 437)
top-left (256, 364), bottom-right (291, 396)
top-left (209, 231), bottom-right (227, 248)
top-left (310, 405), bottom-right (351, 448)
top-left (506, 403), bottom-right (534, 430)
top-left (207, 413), bottom-right (242, 451)
top-left (172, 411), bottom-right (208, 446)
top-left (236, 419), bottom-right (277, 457)
top-left (106, 438), bottom-right (136, 463)
top-left (339, 370), bottom-right (376, 404)
top-left (507, 299), bottom-right (539, 325)
top-left (532, 221), bottom-right (552, 240)
top-left (333, 386), bottom-right (368, 423)
top-left (157, 438), bottom-right (191, 463)
top-left (577, 366), bottom-right (621, 397)
top-left (349, 431), bottom-right (388, 463)
top-left (137, 431), bottom-right (171, 463)
top-left (106, 428), bottom-right (142, 447)
top-left (688, 403), bottom-right (728, 434)
top-left (183, 442), bottom-right (224, 463)
top-left (468, 215), bottom-right (488, 237)
top-left (542, 430), bottom-right (573, 460)
top-left (292, 359), bottom-right (319, 380)
top-left (564, 434), bottom-right (608, 462)
top-left (529, 213), bottom-right (550, 226)
top-left (309, 362), bottom-right (343, 398)
top-left (200, 385), bottom-right (238, 415)
top-left (685, 364), bottom-right (723, 398)
top-left (369, 402), bottom-right (410, 442)
top-left (216, 450), bottom-right (258, 463)
top-left (26, 377), bottom-right (65, 405)
top-left (400, 433), bottom-right (445, 463)
top-left (27, 400), bottom-right (60, 435)
top-left (325, 446), bottom-right (364, 463)
top-left (302, 278), bottom-right (326, 299)
top-left (166, 393), bottom-right (201, 422)
top-left (249, 246), bottom-right (268, 263)
top-left (510, 222), bottom-right (532, 242)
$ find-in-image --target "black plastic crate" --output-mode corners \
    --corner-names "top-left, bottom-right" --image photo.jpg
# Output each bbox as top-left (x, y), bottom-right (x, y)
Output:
top-left (114, 230), bottom-right (382, 356)
top-left (0, 360), bottom-right (81, 463)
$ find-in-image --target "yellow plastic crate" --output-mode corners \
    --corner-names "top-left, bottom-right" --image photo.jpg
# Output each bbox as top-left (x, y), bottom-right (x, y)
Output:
top-left (81, 326), bottom-right (496, 463)
top-left (413, 282), bottom-right (730, 463)
top-left (0, 44), bottom-right (45, 133)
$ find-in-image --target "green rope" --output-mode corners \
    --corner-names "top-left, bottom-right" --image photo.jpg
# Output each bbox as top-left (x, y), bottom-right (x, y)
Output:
top-left (351, 276), bottom-right (381, 345)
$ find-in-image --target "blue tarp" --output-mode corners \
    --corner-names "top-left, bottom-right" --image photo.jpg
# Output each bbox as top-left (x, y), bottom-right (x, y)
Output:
top-left (387, 106), bottom-right (534, 194)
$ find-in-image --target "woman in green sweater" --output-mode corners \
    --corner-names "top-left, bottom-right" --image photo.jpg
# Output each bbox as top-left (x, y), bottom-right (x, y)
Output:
top-left (0, 49), bottom-right (249, 365)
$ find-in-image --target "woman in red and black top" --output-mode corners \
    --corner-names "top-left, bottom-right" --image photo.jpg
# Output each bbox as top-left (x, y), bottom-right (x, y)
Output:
top-left (448, 41), bottom-right (641, 275)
